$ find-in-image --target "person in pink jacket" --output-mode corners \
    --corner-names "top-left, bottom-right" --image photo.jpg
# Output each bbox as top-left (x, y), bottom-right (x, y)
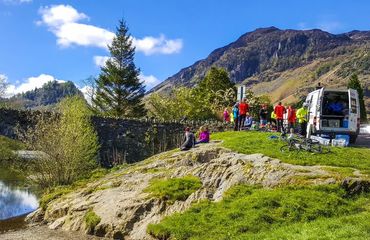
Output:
top-left (197, 126), bottom-right (210, 144)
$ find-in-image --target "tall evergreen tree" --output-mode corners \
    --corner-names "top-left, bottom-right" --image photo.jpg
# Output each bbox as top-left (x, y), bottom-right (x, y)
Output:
top-left (93, 20), bottom-right (146, 118)
top-left (347, 74), bottom-right (366, 121)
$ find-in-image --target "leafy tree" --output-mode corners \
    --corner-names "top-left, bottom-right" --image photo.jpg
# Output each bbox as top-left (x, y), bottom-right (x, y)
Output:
top-left (19, 96), bottom-right (99, 188)
top-left (198, 67), bottom-right (235, 93)
top-left (147, 87), bottom-right (215, 121)
top-left (93, 20), bottom-right (146, 118)
top-left (147, 67), bottom-right (236, 121)
top-left (347, 74), bottom-right (366, 121)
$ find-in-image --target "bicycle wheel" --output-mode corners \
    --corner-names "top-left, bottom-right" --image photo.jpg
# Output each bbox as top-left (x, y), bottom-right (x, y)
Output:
top-left (309, 143), bottom-right (322, 153)
top-left (280, 144), bottom-right (297, 153)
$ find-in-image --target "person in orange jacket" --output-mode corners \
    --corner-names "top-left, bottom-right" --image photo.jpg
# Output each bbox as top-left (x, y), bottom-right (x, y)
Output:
top-left (274, 102), bottom-right (286, 133)
top-left (238, 98), bottom-right (249, 130)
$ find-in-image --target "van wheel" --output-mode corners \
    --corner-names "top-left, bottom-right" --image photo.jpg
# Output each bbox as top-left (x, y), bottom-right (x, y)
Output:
top-left (349, 135), bottom-right (357, 144)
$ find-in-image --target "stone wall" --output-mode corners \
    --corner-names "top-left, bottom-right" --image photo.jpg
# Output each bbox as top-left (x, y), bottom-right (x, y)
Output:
top-left (0, 108), bottom-right (231, 166)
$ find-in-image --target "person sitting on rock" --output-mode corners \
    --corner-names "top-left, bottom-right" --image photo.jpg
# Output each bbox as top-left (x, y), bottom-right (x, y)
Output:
top-left (180, 127), bottom-right (195, 151)
top-left (244, 114), bottom-right (253, 129)
top-left (196, 126), bottom-right (210, 144)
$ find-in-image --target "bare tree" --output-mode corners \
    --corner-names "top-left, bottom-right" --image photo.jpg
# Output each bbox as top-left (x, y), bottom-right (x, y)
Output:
top-left (0, 75), bottom-right (8, 98)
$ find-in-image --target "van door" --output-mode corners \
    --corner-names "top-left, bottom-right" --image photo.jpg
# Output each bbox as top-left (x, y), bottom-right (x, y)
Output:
top-left (348, 89), bottom-right (359, 132)
top-left (317, 88), bottom-right (325, 130)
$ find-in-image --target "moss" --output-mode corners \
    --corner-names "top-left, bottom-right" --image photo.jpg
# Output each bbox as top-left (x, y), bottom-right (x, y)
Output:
top-left (144, 176), bottom-right (202, 203)
top-left (244, 162), bottom-right (254, 174)
top-left (322, 167), bottom-right (357, 180)
top-left (84, 209), bottom-right (101, 232)
top-left (39, 187), bottom-right (73, 210)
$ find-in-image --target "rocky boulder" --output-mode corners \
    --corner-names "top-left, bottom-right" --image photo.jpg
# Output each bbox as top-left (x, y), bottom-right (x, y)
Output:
top-left (27, 142), bottom-right (353, 239)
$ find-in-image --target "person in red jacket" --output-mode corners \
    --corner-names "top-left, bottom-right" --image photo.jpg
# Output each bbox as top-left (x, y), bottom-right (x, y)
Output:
top-left (238, 98), bottom-right (249, 130)
top-left (287, 105), bottom-right (296, 132)
top-left (274, 102), bottom-right (286, 133)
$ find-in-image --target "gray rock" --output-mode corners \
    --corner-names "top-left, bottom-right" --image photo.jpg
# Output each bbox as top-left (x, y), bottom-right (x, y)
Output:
top-left (27, 142), bottom-right (348, 239)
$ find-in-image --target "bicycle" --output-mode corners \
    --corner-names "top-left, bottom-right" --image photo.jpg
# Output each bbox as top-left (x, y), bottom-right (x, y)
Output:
top-left (280, 136), bottom-right (323, 153)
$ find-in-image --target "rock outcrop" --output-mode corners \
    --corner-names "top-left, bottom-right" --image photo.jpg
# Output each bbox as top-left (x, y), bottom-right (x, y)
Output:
top-left (27, 142), bottom-right (362, 239)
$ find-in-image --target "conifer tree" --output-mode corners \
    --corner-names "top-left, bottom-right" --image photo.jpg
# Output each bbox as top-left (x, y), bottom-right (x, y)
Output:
top-left (93, 20), bottom-right (146, 118)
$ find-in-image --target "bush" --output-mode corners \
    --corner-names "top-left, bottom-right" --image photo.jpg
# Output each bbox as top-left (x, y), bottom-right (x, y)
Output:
top-left (0, 136), bottom-right (24, 163)
top-left (145, 176), bottom-right (202, 203)
top-left (19, 96), bottom-right (100, 188)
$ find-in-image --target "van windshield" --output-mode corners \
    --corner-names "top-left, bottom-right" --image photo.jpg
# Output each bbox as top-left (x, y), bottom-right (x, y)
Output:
top-left (322, 92), bottom-right (349, 116)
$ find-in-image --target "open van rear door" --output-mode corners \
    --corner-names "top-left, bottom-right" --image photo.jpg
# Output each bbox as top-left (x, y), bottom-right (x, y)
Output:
top-left (348, 89), bottom-right (359, 132)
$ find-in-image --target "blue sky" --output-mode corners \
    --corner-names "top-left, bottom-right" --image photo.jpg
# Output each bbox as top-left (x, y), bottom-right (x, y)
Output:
top-left (1, 0), bottom-right (370, 96)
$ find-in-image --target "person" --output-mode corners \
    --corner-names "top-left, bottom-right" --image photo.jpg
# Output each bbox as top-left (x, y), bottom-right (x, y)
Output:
top-left (232, 103), bottom-right (239, 131)
top-left (274, 102), bottom-right (286, 133)
top-left (238, 98), bottom-right (249, 130)
top-left (259, 104), bottom-right (269, 127)
top-left (296, 104), bottom-right (308, 136)
top-left (180, 127), bottom-right (195, 151)
top-left (287, 105), bottom-right (296, 132)
top-left (197, 126), bottom-right (210, 144)
top-left (223, 108), bottom-right (230, 122)
top-left (270, 111), bottom-right (277, 127)
top-left (244, 114), bottom-right (253, 129)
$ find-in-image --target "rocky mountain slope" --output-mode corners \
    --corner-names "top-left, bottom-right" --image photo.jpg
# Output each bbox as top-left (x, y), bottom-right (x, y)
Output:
top-left (27, 142), bottom-right (369, 240)
top-left (151, 27), bottom-right (370, 107)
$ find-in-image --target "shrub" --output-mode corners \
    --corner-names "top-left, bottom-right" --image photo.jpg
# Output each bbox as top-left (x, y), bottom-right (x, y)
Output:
top-left (144, 176), bottom-right (202, 203)
top-left (84, 209), bottom-right (101, 232)
top-left (19, 96), bottom-right (100, 188)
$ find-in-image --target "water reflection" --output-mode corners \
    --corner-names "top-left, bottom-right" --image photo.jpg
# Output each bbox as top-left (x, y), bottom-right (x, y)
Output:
top-left (0, 181), bottom-right (38, 220)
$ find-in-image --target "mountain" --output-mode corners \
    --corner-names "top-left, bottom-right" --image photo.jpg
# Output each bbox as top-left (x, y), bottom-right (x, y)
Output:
top-left (151, 27), bottom-right (370, 111)
top-left (1, 81), bottom-right (83, 109)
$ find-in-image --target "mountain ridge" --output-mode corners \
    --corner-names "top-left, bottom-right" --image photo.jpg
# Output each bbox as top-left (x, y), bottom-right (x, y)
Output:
top-left (150, 27), bottom-right (370, 110)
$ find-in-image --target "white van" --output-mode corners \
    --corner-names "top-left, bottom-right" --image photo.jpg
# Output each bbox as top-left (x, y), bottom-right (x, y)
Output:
top-left (304, 88), bottom-right (360, 143)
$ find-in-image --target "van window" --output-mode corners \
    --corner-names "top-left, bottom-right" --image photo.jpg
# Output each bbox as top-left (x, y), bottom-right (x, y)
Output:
top-left (350, 98), bottom-right (357, 113)
top-left (322, 92), bottom-right (349, 116)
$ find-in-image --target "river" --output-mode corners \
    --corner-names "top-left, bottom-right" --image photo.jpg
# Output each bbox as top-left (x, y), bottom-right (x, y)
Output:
top-left (0, 168), bottom-right (38, 233)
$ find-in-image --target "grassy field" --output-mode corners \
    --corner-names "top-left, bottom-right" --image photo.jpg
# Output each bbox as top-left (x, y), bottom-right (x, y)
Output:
top-left (147, 131), bottom-right (370, 239)
top-left (212, 131), bottom-right (370, 173)
top-left (148, 185), bottom-right (370, 240)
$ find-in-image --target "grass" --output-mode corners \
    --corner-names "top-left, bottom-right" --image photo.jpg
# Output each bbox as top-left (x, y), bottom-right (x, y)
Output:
top-left (84, 209), bottom-right (101, 232)
top-left (144, 176), bottom-right (202, 203)
top-left (212, 131), bottom-right (370, 171)
top-left (147, 185), bottom-right (370, 240)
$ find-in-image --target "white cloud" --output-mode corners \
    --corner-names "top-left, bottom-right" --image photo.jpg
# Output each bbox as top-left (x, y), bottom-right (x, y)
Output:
top-left (38, 4), bottom-right (88, 27)
top-left (93, 55), bottom-right (111, 68)
top-left (38, 4), bottom-right (183, 54)
top-left (38, 5), bottom-right (114, 49)
top-left (133, 34), bottom-right (183, 55)
top-left (139, 73), bottom-right (161, 89)
top-left (5, 74), bottom-right (66, 97)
